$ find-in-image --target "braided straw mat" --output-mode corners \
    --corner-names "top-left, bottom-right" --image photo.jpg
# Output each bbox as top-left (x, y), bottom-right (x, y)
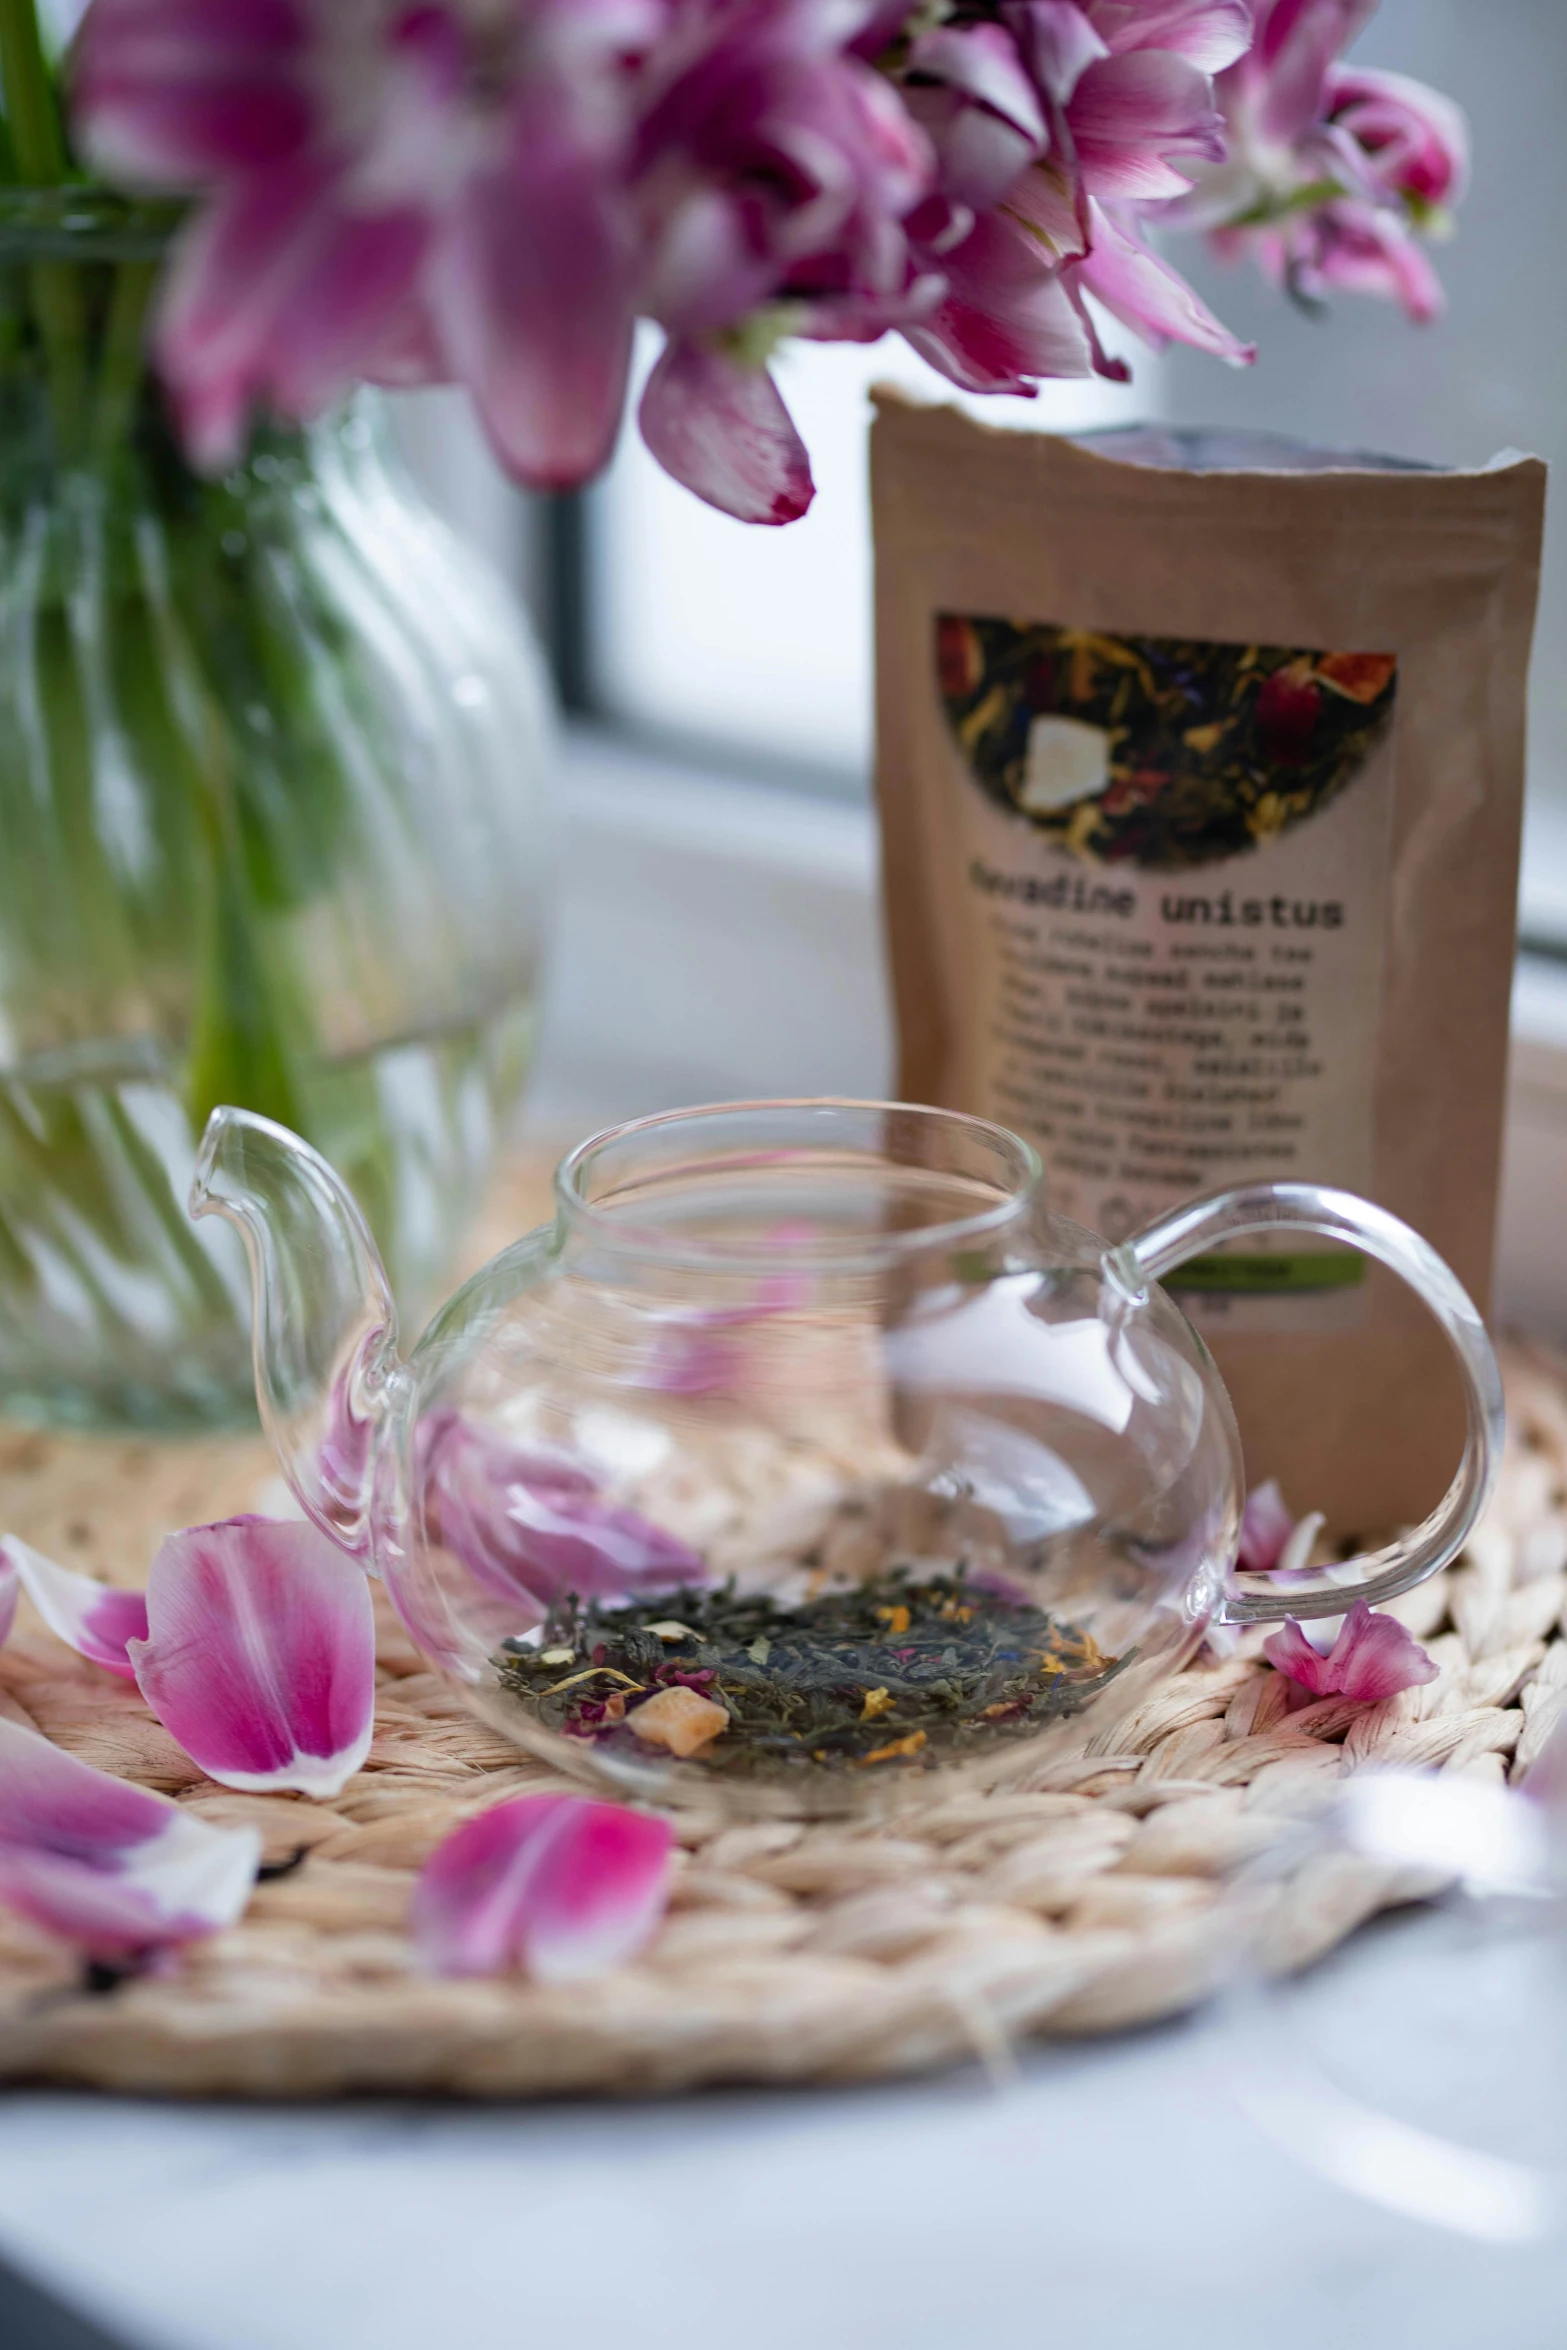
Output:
top-left (0, 1148), bottom-right (1563, 2096)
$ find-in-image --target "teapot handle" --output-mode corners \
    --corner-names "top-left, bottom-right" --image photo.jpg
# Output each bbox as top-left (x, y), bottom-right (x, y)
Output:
top-left (1123, 1182), bottom-right (1504, 1624)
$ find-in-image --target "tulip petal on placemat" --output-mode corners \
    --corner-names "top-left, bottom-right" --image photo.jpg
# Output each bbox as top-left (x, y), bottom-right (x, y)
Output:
top-left (0, 1537), bottom-right (149, 1677)
top-left (411, 1794), bottom-right (673, 1982)
top-left (0, 1716), bottom-right (260, 1962)
top-left (1265, 1601), bottom-right (1439, 1706)
top-left (128, 1516), bottom-right (375, 1800)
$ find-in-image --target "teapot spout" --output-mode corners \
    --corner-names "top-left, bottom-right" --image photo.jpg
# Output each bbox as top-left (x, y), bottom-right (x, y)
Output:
top-left (191, 1106), bottom-right (405, 1556)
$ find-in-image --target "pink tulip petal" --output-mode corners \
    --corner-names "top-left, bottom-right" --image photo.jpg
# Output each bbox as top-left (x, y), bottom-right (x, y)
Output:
top-left (904, 83), bottom-right (1043, 213)
top-left (909, 24), bottom-right (1048, 147)
top-left (170, 369), bottom-right (253, 475)
top-left (851, 0), bottom-right (923, 62)
top-left (1298, 201), bottom-right (1446, 324)
top-left (1077, 201), bottom-right (1255, 360)
top-left (1236, 1480), bottom-right (1297, 1575)
top-left (646, 1325), bottom-right (749, 1399)
top-left (0, 1716), bottom-right (260, 1961)
top-left (362, 295), bottom-right (449, 389)
top-left (0, 1538), bottom-right (149, 1678)
top-left (638, 184), bottom-right (769, 340)
top-left (644, 1232), bottom-right (814, 1396)
top-left (462, 1486), bottom-right (704, 1610)
top-left (904, 205), bottom-right (1094, 393)
top-left (1262, 1614), bottom-right (1337, 1697)
top-left (128, 1517), bottom-right (375, 1799)
top-left (0, 1547), bottom-right (16, 1649)
top-left (1069, 51), bottom-right (1227, 200)
top-left (153, 154), bottom-right (340, 462)
top-left (1326, 66), bottom-right (1470, 210)
top-left (1085, 0), bottom-right (1253, 72)
top-left (262, 206), bottom-right (432, 419)
top-left (155, 153), bottom-right (431, 456)
top-left (1004, 158), bottom-right (1092, 259)
top-left (433, 113), bottom-right (635, 491)
top-left (1001, 1), bottom-right (1111, 105)
top-left (1265, 1601), bottom-right (1438, 1705)
top-left (79, 80), bottom-right (312, 182)
top-left (640, 339), bottom-right (814, 525)
top-left (1253, 0), bottom-right (1377, 146)
top-left (75, 0), bottom-right (309, 183)
top-left (1330, 1602), bottom-right (1441, 1704)
top-left (0, 1711), bottom-right (166, 1850)
top-left (410, 1794), bottom-right (673, 1982)
top-left (418, 1413), bottom-right (705, 1611)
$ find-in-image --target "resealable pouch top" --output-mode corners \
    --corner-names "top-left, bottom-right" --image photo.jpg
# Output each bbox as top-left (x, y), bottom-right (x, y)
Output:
top-left (871, 392), bottom-right (1547, 1536)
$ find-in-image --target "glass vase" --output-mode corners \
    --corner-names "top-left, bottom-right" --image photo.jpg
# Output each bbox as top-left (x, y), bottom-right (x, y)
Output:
top-left (0, 192), bottom-right (555, 1430)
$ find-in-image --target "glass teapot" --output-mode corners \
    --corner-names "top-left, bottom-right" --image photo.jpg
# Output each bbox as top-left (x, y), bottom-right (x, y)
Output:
top-left (193, 1099), bottom-right (1502, 1814)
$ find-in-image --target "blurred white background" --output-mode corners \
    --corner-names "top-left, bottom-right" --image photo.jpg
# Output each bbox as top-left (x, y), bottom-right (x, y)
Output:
top-left (585, 329), bottom-right (1150, 782)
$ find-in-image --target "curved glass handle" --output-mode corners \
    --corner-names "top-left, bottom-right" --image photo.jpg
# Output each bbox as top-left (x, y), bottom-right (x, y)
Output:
top-left (1124, 1182), bottom-right (1504, 1624)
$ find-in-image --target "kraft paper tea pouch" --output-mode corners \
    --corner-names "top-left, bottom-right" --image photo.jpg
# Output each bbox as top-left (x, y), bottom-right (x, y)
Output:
top-left (871, 394), bottom-right (1546, 1537)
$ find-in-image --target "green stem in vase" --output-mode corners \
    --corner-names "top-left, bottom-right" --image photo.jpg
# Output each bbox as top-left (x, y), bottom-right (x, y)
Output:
top-left (0, 0), bottom-right (65, 179)
top-left (0, 0), bottom-right (86, 454)
top-left (92, 256), bottom-right (157, 462)
top-left (185, 830), bottom-right (311, 1144)
top-left (126, 497), bottom-right (311, 1141)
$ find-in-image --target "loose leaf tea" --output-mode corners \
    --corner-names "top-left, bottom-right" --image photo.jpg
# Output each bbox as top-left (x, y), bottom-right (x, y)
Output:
top-left (496, 1571), bottom-right (1123, 1777)
top-left (938, 618), bottom-right (1397, 870)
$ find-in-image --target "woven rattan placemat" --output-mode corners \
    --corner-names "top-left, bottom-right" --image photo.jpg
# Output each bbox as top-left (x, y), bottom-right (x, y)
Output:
top-left (1, 1151), bottom-right (1563, 2093)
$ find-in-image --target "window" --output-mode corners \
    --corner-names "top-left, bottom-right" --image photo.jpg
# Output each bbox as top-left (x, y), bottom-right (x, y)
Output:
top-left (582, 332), bottom-right (1149, 789)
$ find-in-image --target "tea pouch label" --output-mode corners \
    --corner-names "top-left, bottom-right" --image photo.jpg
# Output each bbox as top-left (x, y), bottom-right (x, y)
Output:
top-left (941, 616), bottom-right (1396, 1332)
top-left (872, 397), bottom-right (1546, 1533)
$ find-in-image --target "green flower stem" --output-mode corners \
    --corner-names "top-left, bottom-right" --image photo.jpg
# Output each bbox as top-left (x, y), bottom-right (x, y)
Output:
top-left (128, 505), bottom-right (312, 1140)
top-left (92, 257), bottom-right (156, 462)
top-left (0, 0), bottom-right (85, 450)
top-left (0, 0), bottom-right (64, 180)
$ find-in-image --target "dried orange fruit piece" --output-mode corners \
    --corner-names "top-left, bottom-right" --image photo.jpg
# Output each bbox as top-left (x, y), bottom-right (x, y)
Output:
top-left (628, 1687), bottom-right (729, 1759)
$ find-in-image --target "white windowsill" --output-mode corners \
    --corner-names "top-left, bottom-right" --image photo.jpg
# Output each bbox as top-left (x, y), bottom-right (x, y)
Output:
top-left (533, 726), bottom-right (1567, 1344)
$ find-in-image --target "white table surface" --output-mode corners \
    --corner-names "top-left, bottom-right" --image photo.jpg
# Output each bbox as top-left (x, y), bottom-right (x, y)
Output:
top-left (1, 1922), bottom-right (1563, 2350)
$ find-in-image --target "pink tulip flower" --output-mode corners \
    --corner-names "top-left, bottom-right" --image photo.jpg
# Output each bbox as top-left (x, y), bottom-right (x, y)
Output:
top-left (71, 1), bottom-right (1466, 513)
top-left (1328, 64), bottom-right (1469, 216)
top-left (1264, 1599), bottom-right (1438, 1707)
top-left (128, 1516), bottom-right (377, 1799)
top-left (410, 1792), bottom-right (672, 1979)
top-left (1191, 0), bottom-right (1469, 320)
top-left (0, 1716), bottom-right (260, 1965)
top-left (0, 1536), bottom-right (149, 1677)
top-left (75, 0), bottom-right (664, 478)
top-left (891, 0), bottom-right (1255, 388)
top-left (630, 1), bottom-right (936, 519)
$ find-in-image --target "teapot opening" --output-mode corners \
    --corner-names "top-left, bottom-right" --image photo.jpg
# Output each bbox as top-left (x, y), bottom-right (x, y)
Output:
top-left (554, 1098), bottom-right (1043, 1275)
